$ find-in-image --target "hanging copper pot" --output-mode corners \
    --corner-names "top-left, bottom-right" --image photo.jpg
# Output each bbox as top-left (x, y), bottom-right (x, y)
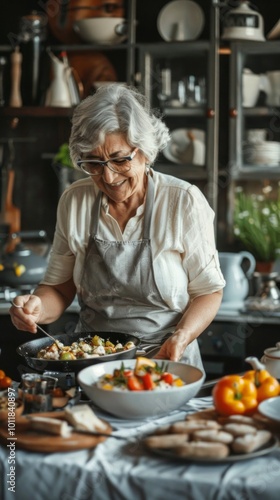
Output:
top-left (46, 0), bottom-right (124, 43)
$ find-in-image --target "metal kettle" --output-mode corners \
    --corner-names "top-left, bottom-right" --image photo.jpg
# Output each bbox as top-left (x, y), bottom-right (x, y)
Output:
top-left (0, 230), bottom-right (49, 288)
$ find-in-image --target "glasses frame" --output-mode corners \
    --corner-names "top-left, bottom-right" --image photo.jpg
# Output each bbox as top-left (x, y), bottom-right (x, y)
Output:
top-left (77, 148), bottom-right (138, 176)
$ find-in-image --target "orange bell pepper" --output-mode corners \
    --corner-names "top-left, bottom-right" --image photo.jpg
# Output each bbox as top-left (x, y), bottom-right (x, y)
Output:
top-left (243, 356), bottom-right (280, 402)
top-left (242, 369), bottom-right (279, 402)
top-left (212, 374), bottom-right (258, 416)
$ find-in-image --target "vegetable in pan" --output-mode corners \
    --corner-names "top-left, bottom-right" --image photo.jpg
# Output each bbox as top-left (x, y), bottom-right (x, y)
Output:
top-left (37, 334), bottom-right (135, 361)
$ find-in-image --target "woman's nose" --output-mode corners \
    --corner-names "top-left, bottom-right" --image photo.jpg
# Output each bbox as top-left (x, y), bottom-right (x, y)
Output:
top-left (102, 163), bottom-right (119, 182)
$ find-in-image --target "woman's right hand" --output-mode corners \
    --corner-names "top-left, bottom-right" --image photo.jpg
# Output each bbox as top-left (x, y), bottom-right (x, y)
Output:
top-left (9, 295), bottom-right (43, 333)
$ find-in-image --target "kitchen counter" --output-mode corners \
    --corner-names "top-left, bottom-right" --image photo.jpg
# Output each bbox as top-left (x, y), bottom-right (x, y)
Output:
top-left (0, 396), bottom-right (279, 500)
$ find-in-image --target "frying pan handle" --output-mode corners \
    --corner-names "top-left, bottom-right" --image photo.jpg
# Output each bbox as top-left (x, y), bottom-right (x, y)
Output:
top-left (11, 230), bottom-right (47, 240)
top-left (136, 344), bottom-right (161, 358)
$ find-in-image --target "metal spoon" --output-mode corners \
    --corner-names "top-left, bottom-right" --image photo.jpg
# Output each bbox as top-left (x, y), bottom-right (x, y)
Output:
top-left (10, 300), bottom-right (63, 349)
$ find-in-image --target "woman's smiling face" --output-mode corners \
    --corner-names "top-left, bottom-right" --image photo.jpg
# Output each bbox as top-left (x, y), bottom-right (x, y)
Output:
top-left (87, 133), bottom-right (147, 204)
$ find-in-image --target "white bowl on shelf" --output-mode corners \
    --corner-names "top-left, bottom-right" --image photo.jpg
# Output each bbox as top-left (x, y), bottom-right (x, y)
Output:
top-left (73, 17), bottom-right (127, 45)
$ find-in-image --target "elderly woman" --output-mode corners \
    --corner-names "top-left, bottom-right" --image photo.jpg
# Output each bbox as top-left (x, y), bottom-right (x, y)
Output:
top-left (10, 84), bottom-right (225, 369)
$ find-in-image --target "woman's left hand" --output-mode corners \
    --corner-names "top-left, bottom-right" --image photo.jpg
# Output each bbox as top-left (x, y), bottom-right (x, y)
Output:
top-left (154, 330), bottom-right (189, 362)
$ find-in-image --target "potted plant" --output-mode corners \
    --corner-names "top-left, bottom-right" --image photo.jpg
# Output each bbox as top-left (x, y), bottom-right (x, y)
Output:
top-left (52, 143), bottom-right (85, 195)
top-left (233, 186), bottom-right (280, 273)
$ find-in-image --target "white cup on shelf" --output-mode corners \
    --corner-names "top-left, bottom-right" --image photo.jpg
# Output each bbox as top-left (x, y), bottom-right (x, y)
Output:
top-left (242, 70), bottom-right (263, 108)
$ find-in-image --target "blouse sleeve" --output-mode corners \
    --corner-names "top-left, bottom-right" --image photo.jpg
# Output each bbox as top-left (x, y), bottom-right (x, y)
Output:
top-left (40, 190), bottom-right (76, 285)
top-left (182, 185), bottom-right (225, 300)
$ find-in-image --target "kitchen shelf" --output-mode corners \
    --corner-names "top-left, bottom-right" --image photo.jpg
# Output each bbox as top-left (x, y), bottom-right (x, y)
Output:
top-left (231, 166), bottom-right (280, 180)
top-left (0, 0), bottom-right (220, 237)
top-left (162, 107), bottom-right (207, 117)
top-left (154, 163), bottom-right (208, 180)
top-left (243, 107), bottom-right (280, 117)
top-left (0, 106), bottom-right (74, 118)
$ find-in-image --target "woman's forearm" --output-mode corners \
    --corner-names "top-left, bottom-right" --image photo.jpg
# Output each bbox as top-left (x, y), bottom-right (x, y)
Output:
top-left (33, 279), bottom-right (77, 324)
top-left (155, 290), bottom-right (223, 361)
top-left (175, 290), bottom-right (223, 344)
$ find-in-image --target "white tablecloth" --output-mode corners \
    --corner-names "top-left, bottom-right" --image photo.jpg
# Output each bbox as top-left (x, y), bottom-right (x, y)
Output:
top-left (1, 397), bottom-right (280, 500)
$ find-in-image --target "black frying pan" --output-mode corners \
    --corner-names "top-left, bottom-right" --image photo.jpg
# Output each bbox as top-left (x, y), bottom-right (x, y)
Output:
top-left (16, 331), bottom-right (142, 374)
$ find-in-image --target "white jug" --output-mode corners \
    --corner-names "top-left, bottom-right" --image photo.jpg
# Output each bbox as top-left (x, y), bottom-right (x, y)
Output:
top-left (242, 69), bottom-right (263, 108)
top-left (45, 51), bottom-right (72, 107)
top-left (262, 71), bottom-right (280, 107)
top-left (219, 251), bottom-right (256, 302)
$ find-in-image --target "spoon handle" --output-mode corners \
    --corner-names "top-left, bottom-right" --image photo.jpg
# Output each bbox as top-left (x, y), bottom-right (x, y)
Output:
top-left (35, 323), bottom-right (62, 346)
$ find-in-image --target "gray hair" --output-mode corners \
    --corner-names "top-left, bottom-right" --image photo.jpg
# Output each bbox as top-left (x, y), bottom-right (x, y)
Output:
top-left (69, 83), bottom-right (170, 168)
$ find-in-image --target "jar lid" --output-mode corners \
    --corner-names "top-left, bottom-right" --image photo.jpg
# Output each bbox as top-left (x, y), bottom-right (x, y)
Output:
top-left (264, 342), bottom-right (280, 359)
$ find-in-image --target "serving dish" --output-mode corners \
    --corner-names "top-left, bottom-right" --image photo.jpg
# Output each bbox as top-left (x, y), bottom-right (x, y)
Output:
top-left (78, 359), bottom-right (205, 419)
top-left (157, 0), bottom-right (204, 42)
top-left (143, 407), bottom-right (279, 463)
top-left (16, 331), bottom-right (142, 374)
top-left (258, 396), bottom-right (280, 423)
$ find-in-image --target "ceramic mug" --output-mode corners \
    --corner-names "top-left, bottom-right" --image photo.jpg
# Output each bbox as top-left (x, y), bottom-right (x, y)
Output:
top-left (262, 71), bottom-right (280, 107)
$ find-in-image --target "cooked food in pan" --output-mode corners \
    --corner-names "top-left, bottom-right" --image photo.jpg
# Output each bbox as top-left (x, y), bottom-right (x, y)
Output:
top-left (36, 334), bottom-right (135, 361)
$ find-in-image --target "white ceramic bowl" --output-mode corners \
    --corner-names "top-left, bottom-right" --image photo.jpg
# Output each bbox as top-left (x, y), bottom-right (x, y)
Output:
top-left (78, 359), bottom-right (205, 419)
top-left (73, 17), bottom-right (127, 45)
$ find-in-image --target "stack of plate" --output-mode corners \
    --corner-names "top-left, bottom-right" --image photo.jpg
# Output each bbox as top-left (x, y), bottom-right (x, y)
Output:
top-left (243, 141), bottom-right (280, 167)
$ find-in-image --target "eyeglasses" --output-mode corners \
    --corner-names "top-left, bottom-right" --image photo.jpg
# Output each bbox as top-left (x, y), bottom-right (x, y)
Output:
top-left (77, 148), bottom-right (137, 176)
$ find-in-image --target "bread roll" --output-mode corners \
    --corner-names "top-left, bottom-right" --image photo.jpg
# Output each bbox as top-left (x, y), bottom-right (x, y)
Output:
top-left (144, 434), bottom-right (189, 449)
top-left (232, 430), bottom-right (272, 454)
top-left (171, 419), bottom-right (221, 434)
top-left (174, 441), bottom-right (230, 459)
top-left (223, 423), bottom-right (257, 437)
top-left (219, 415), bottom-right (258, 426)
top-left (28, 416), bottom-right (72, 438)
top-left (192, 429), bottom-right (233, 444)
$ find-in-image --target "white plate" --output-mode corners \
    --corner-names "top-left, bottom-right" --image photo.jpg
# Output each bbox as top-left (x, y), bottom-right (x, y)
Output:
top-left (163, 128), bottom-right (205, 165)
top-left (258, 396), bottom-right (280, 422)
top-left (157, 0), bottom-right (204, 42)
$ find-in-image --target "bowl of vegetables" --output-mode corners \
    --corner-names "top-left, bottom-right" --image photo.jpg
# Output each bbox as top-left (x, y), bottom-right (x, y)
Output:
top-left (78, 357), bottom-right (205, 419)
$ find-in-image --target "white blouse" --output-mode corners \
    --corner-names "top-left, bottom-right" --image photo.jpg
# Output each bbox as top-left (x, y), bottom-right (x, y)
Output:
top-left (42, 169), bottom-right (225, 312)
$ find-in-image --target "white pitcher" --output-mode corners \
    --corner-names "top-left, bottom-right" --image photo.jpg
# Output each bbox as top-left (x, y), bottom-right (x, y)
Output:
top-left (219, 251), bottom-right (256, 302)
top-left (45, 51), bottom-right (72, 107)
top-left (242, 69), bottom-right (263, 108)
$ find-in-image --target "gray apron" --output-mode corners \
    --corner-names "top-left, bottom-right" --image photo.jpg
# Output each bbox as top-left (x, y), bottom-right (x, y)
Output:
top-left (77, 175), bottom-right (203, 369)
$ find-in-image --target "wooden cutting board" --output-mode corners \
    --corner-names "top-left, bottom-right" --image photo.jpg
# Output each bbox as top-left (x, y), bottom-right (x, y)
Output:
top-left (0, 411), bottom-right (112, 453)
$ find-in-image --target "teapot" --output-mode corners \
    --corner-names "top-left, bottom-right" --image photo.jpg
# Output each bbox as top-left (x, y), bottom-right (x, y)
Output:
top-left (260, 343), bottom-right (280, 380)
top-left (0, 230), bottom-right (49, 288)
top-left (221, 1), bottom-right (265, 41)
top-left (219, 251), bottom-right (256, 303)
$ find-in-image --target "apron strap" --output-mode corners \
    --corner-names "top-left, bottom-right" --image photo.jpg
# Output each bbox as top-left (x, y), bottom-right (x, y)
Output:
top-left (90, 174), bottom-right (155, 239)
